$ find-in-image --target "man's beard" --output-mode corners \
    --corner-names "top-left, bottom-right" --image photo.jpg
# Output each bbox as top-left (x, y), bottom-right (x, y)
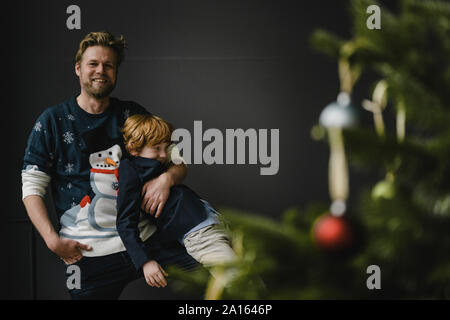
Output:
top-left (82, 77), bottom-right (116, 99)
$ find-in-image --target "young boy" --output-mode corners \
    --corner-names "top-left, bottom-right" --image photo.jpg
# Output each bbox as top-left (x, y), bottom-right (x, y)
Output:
top-left (116, 114), bottom-right (236, 288)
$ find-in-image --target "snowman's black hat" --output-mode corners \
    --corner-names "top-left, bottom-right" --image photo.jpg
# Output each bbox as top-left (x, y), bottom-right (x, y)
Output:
top-left (82, 126), bottom-right (122, 155)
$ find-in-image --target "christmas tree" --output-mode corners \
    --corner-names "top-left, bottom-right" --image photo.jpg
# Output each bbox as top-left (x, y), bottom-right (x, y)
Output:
top-left (168, 0), bottom-right (450, 299)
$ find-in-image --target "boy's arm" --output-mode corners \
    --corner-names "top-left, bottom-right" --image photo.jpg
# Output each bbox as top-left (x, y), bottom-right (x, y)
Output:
top-left (117, 161), bottom-right (155, 270)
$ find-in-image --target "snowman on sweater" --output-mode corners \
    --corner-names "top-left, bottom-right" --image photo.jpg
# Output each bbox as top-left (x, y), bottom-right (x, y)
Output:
top-left (59, 127), bottom-right (146, 256)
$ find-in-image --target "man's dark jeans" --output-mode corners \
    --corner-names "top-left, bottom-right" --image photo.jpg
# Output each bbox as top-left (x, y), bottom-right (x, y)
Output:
top-left (64, 239), bottom-right (199, 300)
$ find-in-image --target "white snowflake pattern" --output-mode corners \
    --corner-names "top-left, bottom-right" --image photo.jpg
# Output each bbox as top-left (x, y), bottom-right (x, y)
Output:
top-left (71, 202), bottom-right (77, 208)
top-left (67, 182), bottom-right (73, 189)
top-left (67, 114), bottom-right (76, 121)
top-left (63, 131), bottom-right (74, 144)
top-left (34, 121), bottom-right (42, 132)
top-left (65, 163), bottom-right (75, 173)
top-left (123, 109), bottom-right (130, 120)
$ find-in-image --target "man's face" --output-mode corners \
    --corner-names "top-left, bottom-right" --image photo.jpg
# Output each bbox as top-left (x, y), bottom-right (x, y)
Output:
top-left (75, 46), bottom-right (118, 99)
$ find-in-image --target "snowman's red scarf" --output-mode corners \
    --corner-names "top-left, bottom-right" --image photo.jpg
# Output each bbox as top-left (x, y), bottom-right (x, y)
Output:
top-left (90, 168), bottom-right (119, 181)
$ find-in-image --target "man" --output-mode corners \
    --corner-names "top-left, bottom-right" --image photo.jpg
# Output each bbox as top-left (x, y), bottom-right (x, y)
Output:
top-left (22, 31), bottom-right (198, 299)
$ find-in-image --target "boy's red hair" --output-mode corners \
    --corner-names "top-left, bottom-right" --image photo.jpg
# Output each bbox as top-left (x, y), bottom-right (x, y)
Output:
top-left (122, 114), bottom-right (173, 153)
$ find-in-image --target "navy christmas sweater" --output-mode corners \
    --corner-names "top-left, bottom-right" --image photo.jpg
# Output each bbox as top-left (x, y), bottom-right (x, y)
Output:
top-left (22, 96), bottom-right (156, 257)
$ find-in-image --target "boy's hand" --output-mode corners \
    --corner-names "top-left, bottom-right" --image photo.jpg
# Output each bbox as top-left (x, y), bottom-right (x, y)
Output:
top-left (143, 260), bottom-right (169, 288)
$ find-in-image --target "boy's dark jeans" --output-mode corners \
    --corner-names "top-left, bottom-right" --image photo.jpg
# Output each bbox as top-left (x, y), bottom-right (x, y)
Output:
top-left (64, 240), bottom-right (199, 300)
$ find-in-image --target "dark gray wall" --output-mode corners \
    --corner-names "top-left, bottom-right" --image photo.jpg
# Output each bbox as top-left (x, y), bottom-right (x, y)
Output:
top-left (4, 0), bottom-right (375, 299)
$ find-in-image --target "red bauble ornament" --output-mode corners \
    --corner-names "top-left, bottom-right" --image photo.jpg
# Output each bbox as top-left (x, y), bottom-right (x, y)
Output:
top-left (312, 214), bottom-right (353, 250)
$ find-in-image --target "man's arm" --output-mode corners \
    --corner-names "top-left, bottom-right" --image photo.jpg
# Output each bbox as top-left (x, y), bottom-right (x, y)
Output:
top-left (23, 195), bottom-right (58, 248)
top-left (23, 195), bottom-right (91, 264)
top-left (166, 162), bottom-right (188, 185)
top-left (141, 162), bottom-right (188, 218)
top-left (22, 111), bottom-right (91, 264)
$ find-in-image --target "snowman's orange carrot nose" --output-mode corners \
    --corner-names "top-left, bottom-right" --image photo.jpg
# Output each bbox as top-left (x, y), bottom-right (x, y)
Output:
top-left (105, 157), bottom-right (117, 166)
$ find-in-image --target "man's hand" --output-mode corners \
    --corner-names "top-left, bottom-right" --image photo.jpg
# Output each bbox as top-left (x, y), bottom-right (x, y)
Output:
top-left (142, 260), bottom-right (168, 288)
top-left (47, 236), bottom-right (92, 265)
top-left (141, 163), bottom-right (187, 218)
top-left (141, 172), bottom-right (173, 218)
top-left (23, 195), bottom-right (92, 265)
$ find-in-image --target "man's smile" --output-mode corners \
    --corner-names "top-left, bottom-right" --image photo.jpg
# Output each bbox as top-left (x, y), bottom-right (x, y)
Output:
top-left (92, 78), bottom-right (107, 83)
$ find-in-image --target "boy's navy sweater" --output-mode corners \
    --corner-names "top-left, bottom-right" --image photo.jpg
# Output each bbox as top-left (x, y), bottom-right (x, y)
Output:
top-left (117, 156), bottom-right (215, 270)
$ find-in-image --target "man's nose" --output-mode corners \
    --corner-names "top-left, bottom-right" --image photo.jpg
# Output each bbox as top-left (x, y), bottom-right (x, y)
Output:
top-left (159, 150), bottom-right (167, 159)
top-left (95, 63), bottom-right (105, 74)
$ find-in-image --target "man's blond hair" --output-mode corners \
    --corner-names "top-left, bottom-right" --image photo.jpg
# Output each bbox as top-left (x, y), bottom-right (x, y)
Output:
top-left (75, 31), bottom-right (126, 67)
